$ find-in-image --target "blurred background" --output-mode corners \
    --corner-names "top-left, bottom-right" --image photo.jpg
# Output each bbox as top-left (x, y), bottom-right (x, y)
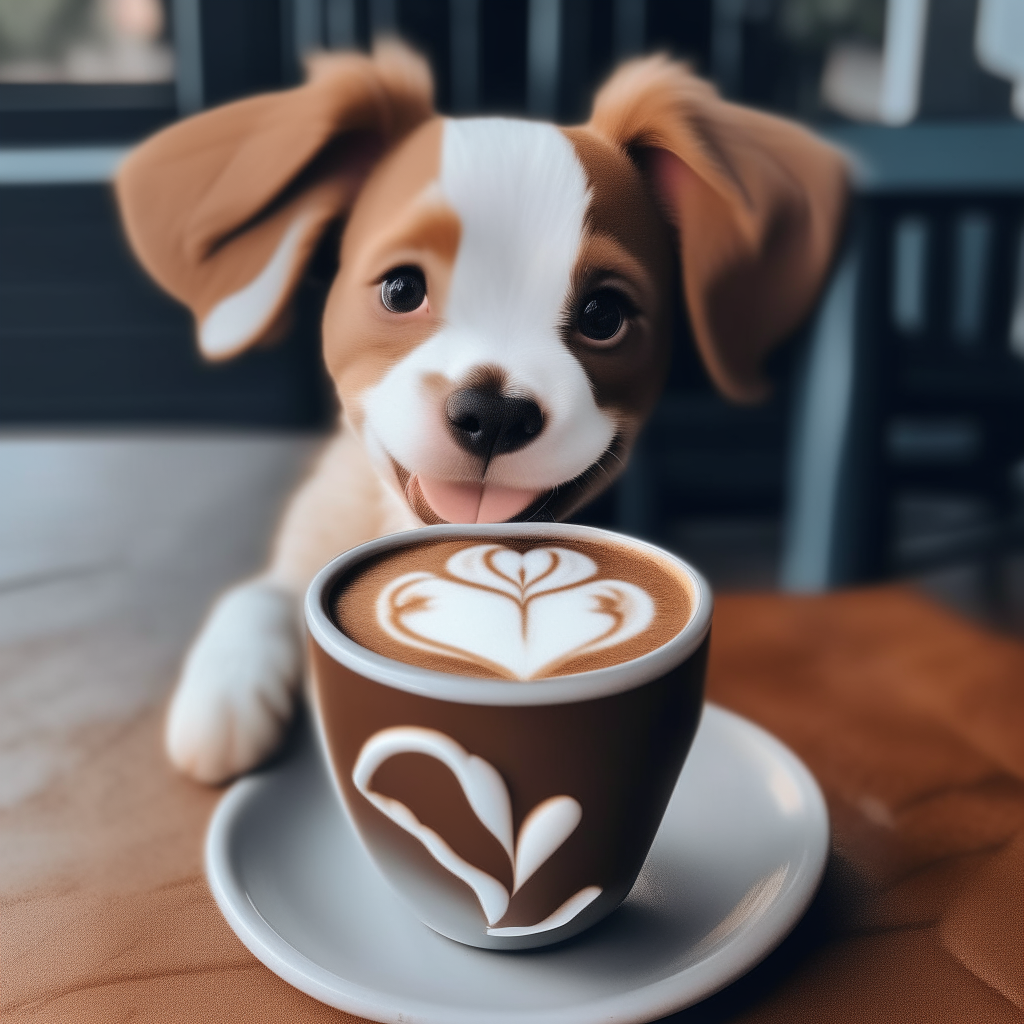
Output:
top-left (2, 0), bottom-right (1024, 634)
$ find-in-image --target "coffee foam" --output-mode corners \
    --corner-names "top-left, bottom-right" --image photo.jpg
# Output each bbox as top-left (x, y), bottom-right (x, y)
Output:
top-left (331, 536), bottom-right (692, 679)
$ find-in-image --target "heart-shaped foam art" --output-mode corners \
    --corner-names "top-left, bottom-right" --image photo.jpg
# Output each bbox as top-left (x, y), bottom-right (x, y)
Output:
top-left (375, 545), bottom-right (655, 679)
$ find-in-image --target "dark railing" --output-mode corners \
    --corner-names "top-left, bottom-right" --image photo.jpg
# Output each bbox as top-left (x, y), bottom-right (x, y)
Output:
top-left (276, 0), bottom-right (712, 121)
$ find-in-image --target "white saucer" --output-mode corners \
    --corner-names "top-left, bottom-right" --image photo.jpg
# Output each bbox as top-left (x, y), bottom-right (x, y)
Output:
top-left (206, 704), bottom-right (829, 1024)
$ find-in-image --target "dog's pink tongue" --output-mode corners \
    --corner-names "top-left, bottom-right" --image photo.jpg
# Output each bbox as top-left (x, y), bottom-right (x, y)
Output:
top-left (415, 476), bottom-right (539, 524)
top-left (477, 484), bottom-right (540, 523)
top-left (416, 477), bottom-right (481, 524)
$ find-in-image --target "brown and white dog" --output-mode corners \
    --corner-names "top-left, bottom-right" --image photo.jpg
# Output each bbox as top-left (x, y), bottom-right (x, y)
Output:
top-left (116, 42), bottom-right (846, 784)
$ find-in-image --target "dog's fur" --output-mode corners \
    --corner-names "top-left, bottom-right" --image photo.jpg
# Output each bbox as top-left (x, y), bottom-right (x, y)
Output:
top-left (116, 43), bottom-right (847, 784)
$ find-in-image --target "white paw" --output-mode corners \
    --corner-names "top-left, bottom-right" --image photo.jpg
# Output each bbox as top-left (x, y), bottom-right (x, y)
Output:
top-left (166, 580), bottom-right (302, 784)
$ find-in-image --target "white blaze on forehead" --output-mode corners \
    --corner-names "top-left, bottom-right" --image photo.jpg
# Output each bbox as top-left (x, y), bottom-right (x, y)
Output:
top-left (440, 118), bottom-right (588, 344)
top-left (361, 118), bottom-right (617, 492)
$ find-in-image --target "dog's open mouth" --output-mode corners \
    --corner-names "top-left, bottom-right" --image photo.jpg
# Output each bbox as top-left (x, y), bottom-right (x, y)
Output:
top-left (406, 473), bottom-right (548, 525)
top-left (391, 435), bottom-right (625, 527)
top-left (389, 459), bottom-right (553, 524)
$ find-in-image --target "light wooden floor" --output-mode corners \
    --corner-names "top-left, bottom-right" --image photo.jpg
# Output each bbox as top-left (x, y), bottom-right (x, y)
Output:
top-left (0, 431), bottom-right (324, 821)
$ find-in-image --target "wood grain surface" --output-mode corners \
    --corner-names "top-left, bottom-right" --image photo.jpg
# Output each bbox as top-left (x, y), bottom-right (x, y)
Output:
top-left (2, 435), bottom-right (1021, 1023)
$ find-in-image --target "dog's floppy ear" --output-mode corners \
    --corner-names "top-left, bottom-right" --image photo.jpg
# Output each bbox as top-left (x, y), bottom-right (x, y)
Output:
top-left (115, 41), bottom-right (433, 360)
top-left (589, 57), bottom-right (847, 401)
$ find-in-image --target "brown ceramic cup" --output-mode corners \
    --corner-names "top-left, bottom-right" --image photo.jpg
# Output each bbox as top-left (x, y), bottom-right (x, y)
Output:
top-left (305, 523), bottom-right (712, 950)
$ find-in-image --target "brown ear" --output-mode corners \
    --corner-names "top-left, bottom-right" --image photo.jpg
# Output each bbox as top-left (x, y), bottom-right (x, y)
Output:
top-left (589, 56), bottom-right (848, 401)
top-left (115, 41), bottom-right (433, 360)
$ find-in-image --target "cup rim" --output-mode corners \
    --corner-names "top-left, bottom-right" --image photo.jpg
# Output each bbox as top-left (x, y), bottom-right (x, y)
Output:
top-left (305, 522), bottom-right (713, 707)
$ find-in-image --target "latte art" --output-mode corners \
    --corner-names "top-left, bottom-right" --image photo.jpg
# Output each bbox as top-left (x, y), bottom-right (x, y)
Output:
top-left (332, 535), bottom-right (692, 679)
top-left (378, 545), bottom-right (654, 679)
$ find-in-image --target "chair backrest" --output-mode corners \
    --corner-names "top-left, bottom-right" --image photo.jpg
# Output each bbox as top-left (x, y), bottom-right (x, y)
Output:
top-left (780, 123), bottom-right (1024, 591)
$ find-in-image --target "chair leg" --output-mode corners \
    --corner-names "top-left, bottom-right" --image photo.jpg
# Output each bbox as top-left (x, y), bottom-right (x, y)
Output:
top-left (779, 244), bottom-right (862, 591)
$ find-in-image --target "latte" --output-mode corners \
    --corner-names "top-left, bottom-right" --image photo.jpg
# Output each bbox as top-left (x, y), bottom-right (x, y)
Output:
top-left (309, 524), bottom-right (711, 949)
top-left (330, 535), bottom-right (693, 679)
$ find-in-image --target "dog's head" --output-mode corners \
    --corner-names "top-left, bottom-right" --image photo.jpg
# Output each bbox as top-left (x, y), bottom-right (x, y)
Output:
top-left (117, 43), bottom-right (846, 525)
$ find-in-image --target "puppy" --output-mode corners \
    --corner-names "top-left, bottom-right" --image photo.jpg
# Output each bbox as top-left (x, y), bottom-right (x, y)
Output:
top-left (116, 42), bottom-right (846, 784)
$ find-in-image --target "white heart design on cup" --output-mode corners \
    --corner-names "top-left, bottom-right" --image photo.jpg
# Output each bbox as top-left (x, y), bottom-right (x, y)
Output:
top-left (375, 545), bottom-right (656, 679)
top-left (353, 726), bottom-right (602, 934)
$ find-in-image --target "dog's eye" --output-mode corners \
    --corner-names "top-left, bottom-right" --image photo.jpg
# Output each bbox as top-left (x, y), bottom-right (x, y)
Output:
top-left (381, 267), bottom-right (426, 313)
top-left (577, 289), bottom-right (625, 344)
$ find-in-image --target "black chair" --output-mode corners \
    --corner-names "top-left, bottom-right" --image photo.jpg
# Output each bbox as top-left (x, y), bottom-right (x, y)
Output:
top-left (780, 123), bottom-right (1024, 590)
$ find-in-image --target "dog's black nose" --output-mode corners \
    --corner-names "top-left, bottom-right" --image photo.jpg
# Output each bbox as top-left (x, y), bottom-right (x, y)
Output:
top-left (446, 388), bottom-right (544, 461)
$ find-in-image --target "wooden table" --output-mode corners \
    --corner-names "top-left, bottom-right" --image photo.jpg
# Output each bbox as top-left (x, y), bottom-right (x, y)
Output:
top-left (2, 435), bottom-right (1022, 1023)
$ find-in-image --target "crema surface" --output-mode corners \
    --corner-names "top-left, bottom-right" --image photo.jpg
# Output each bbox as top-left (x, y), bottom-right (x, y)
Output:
top-left (331, 536), bottom-right (692, 679)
